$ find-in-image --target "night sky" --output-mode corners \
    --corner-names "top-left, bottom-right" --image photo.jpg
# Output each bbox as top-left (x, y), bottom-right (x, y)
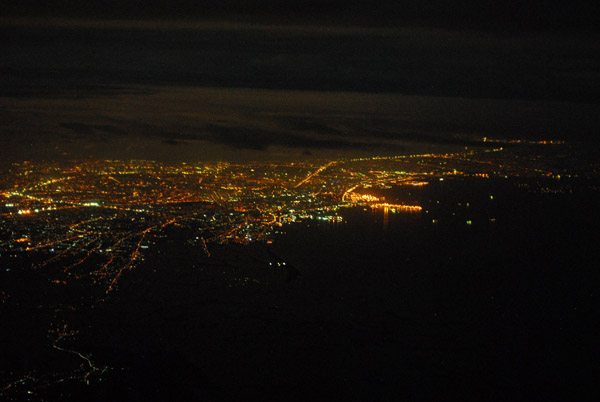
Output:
top-left (1, 1), bottom-right (599, 162)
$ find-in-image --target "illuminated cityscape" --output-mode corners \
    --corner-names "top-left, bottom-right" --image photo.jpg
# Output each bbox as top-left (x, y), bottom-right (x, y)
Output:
top-left (1, 141), bottom-right (597, 399)
top-left (0, 145), bottom-right (575, 296)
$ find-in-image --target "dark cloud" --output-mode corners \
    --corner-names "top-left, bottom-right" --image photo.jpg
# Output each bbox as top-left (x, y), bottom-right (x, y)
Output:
top-left (2, 24), bottom-right (599, 103)
top-left (1, 83), bottom-right (154, 99)
top-left (1, 10), bottom-right (598, 164)
top-left (2, 1), bottom-right (599, 31)
top-left (2, 85), bottom-right (599, 163)
top-left (276, 117), bottom-right (345, 136)
top-left (273, 115), bottom-right (485, 146)
top-left (161, 139), bottom-right (181, 146)
top-left (201, 125), bottom-right (271, 150)
top-left (60, 122), bottom-right (124, 135)
top-left (200, 124), bottom-right (384, 151)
